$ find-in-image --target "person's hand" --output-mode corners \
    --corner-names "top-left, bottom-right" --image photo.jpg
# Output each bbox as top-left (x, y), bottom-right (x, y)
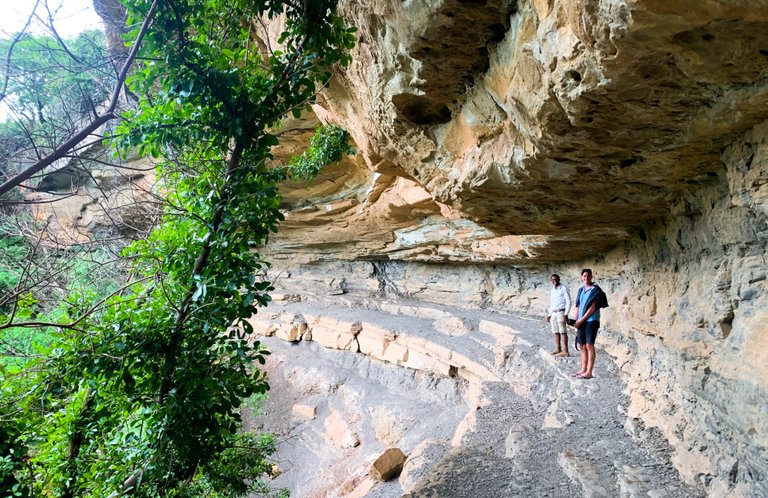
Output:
top-left (546, 316), bottom-right (551, 322)
top-left (574, 319), bottom-right (583, 329)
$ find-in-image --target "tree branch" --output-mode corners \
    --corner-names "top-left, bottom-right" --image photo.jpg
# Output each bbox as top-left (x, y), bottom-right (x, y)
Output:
top-left (0, 0), bottom-right (41, 104)
top-left (0, 0), bottom-right (161, 200)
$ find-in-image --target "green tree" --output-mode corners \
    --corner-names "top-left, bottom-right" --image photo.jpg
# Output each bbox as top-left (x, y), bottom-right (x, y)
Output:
top-left (0, 0), bottom-right (355, 496)
top-left (0, 30), bottom-right (116, 184)
top-left (0, 30), bottom-right (113, 124)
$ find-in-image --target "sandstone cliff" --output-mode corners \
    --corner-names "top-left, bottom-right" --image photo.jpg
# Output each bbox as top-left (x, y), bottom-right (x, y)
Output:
top-left (264, 1), bottom-right (768, 496)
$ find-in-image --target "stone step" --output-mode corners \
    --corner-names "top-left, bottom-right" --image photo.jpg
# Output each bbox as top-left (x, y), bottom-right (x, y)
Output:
top-left (247, 300), bottom-right (527, 383)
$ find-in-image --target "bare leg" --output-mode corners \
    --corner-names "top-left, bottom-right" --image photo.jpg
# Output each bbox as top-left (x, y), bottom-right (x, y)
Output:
top-left (551, 333), bottom-right (561, 354)
top-left (584, 344), bottom-right (596, 377)
top-left (578, 346), bottom-right (588, 375)
top-left (561, 333), bottom-right (569, 354)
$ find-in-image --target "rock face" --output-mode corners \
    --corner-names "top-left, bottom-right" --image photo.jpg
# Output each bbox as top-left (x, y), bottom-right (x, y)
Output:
top-left (261, 1), bottom-right (768, 496)
top-left (273, 0), bottom-right (768, 263)
top-left (26, 154), bottom-right (158, 245)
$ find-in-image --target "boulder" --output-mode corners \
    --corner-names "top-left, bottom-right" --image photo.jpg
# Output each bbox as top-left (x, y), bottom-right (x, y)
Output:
top-left (370, 447), bottom-right (407, 481)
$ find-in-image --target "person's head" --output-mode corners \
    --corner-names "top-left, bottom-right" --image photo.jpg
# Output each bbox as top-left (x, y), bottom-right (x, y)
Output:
top-left (581, 268), bottom-right (593, 285)
top-left (550, 274), bottom-right (560, 287)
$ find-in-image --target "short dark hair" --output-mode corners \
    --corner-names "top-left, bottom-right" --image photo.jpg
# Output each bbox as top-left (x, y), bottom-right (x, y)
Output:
top-left (581, 268), bottom-right (592, 277)
top-left (551, 274), bottom-right (560, 280)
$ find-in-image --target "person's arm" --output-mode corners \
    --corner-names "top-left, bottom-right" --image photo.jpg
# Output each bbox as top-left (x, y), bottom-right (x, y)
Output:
top-left (546, 289), bottom-right (551, 320)
top-left (574, 302), bottom-right (596, 329)
top-left (571, 287), bottom-right (581, 320)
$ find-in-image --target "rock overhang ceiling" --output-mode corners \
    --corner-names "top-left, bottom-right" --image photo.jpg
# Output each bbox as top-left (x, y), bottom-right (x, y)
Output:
top-left (270, 0), bottom-right (768, 263)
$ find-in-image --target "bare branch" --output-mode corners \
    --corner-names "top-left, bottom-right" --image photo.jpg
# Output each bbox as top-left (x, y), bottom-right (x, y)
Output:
top-left (0, 275), bottom-right (151, 333)
top-left (0, 0), bottom-right (161, 199)
top-left (43, 0), bottom-right (86, 67)
top-left (0, 0), bottom-right (41, 104)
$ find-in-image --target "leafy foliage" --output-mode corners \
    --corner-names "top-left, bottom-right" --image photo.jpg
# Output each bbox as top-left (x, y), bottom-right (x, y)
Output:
top-left (1, 0), bottom-right (355, 496)
top-left (185, 433), bottom-right (284, 498)
top-left (0, 235), bottom-right (26, 305)
top-left (285, 125), bottom-right (355, 181)
top-left (0, 30), bottom-right (113, 116)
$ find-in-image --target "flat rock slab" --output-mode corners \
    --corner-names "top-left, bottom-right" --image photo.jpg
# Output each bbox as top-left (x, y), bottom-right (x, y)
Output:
top-left (244, 298), bottom-right (705, 498)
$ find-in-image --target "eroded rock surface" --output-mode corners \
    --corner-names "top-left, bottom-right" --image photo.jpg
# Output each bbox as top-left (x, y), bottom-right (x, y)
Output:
top-left (259, 2), bottom-right (768, 496)
top-left (246, 300), bottom-right (705, 497)
top-left (272, 0), bottom-right (768, 263)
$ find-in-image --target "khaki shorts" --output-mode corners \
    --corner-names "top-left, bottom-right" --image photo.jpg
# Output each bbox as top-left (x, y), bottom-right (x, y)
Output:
top-left (550, 311), bottom-right (567, 334)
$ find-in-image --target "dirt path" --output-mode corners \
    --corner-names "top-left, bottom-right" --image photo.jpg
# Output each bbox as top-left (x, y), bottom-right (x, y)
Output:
top-left (244, 298), bottom-right (705, 498)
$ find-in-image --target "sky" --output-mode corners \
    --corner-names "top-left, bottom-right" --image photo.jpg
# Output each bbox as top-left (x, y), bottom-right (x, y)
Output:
top-left (0, 0), bottom-right (102, 39)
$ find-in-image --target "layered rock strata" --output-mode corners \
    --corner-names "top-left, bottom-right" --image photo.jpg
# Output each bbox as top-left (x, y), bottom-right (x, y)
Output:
top-left (264, 116), bottom-right (768, 496)
top-left (247, 299), bottom-right (704, 497)
top-left (257, 2), bottom-right (768, 496)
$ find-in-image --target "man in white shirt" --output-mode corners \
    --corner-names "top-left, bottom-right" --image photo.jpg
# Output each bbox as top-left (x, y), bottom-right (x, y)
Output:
top-left (546, 274), bottom-right (571, 357)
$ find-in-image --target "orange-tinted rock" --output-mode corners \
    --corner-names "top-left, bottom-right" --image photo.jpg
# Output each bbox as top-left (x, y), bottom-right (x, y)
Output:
top-left (370, 447), bottom-right (407, 481)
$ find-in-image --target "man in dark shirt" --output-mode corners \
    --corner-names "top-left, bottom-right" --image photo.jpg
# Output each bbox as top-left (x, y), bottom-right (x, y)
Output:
top-left (571, 269), bottom-right (608, 379)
